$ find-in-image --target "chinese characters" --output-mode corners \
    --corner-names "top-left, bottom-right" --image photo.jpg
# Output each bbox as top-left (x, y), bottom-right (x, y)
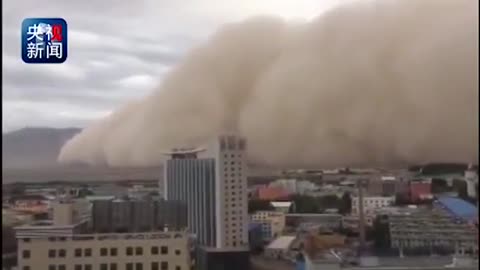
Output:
top-left (25, 23), bottom-right (63, 60)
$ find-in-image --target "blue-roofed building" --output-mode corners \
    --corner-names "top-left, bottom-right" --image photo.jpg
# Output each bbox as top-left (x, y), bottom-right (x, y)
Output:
top-left (295, 252), bottom-right (306, 270)
top-left (435, 196), bottom-right (478, 223)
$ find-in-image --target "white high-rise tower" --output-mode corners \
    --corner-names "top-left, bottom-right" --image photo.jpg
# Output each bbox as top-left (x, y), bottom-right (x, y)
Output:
top-left (209, 135), bottom-right (249, 249)
top-left (164, 135), bottom-right (249, 250)
top-left (465, 164), bottom-right (478, 198)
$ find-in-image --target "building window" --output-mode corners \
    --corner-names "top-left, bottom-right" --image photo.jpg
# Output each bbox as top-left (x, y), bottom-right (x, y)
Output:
top-left (100, 248), bottom-right (108, 256)
top-left (84, 248), bottom-right (92, 257)
top-left (48, 249), bottom-right (56, 258)
top-left (48, 237), bottom-right (56, 241)
top-left (220, 139), bottom-right (226, 150)
top-left (75, 248), bottom-right (82, 257)
top-left (151, 262), bottom-right (159, 270)
top-left (23, 238), bottom-right (31, 243)
top-left (161, 262), bottom-right (168, 270)
top-left (239, 139), bottom-right (246, 150)
top-left (59, 249), bottom-right (66, 258)
top-left (161, 246), bottom-right (168, 254)
top-left (135, 263), bottom-right (143, 270)
top-left (135, 247), bottom-right (143, 255)
top-left (110, 248), bottom-right (117, 256)
top-left (22, 250), bottom-right (30, 259)
top-left (126, 247), bottom-right (133, 256)
top-left (58, 265), bottom-right (66, 270)
top-left (151, 246), bottom-right (159, 255)
top-left (126, 263), bottom-right (133, 270)
top-left (23, 266), bottom-right (30, 270)
top-left (175, 249), bottom-right (181, 255)
top-left (110, 263), bottom-right (117, 270)
top-left (176, 267), bottom-right (181, 270)
top-left (49, 265), bottom-right (56, 270)
top-left (100, 264), bottom-right (108, 270)
top-left (75, 265), bottom-right (82, 270)
top-left (85, 265), bottom-right (92, 270)
top-left (59, 237), bottom-right (66, 241)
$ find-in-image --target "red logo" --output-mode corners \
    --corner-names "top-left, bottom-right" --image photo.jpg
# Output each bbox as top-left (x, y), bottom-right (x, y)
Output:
top-left (52, 25), bottom-right (62, 41)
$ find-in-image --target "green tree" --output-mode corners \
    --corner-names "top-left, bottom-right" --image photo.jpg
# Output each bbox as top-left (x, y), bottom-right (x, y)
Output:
top-left (291, 195), bottom-right (320, 213)
top-left (339, 192), bottom-right (352, 214)
top-left (394, 193), bottom-right (410, 206)
top-left (431, 178), bottom-right (450, 194)
top-left (248, 199), bottom-right (274, 213)
top-left (78, 188), bottom-right (94, 198)
top-left (372, 215), bottom-right (390, 249)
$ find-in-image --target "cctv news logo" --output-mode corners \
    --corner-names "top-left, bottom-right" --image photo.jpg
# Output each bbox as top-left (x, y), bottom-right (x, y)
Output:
top-left (21, 18), bottom-right (68, 63)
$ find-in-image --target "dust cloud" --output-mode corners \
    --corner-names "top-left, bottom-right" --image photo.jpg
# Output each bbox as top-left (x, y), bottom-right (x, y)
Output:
top-left (59, 0), bottom-right (479, 168)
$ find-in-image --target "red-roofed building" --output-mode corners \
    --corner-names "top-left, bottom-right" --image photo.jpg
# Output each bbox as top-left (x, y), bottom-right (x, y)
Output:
top-left (258, 187), bottom-right (290, 201)
top-left (409, 181), bottom-right (432, 202)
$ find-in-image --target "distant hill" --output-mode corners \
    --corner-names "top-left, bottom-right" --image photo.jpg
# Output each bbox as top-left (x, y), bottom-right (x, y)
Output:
top-left (2, 166), bottom-right (163, 184)
top-left (1, 127), bottom-right (280, 184)
top-left (2, 127), bottom-right (81, 169)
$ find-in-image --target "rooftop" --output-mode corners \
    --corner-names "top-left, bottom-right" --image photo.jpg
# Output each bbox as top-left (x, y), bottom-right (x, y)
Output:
top-left (436, 196), bottom-right (478, 222)
top-left (266, 236), bottom-right (296, 250)
top-left (308, 255), bottom-right (478, 270)
top-left (271, 201), bottom-right (293, 208)
top-left (258, 186), bottom-right (290, 200)
top-left (162, 147), bottom-right (205, 155)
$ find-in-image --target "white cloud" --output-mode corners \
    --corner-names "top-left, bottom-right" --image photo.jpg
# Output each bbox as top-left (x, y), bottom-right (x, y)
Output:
top-left (116, 74), bottom-right (156, 89)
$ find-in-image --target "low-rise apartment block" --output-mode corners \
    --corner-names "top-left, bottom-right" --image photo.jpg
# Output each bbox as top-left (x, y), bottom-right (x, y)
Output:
top-left (351, 196), bottom-right (395, 216)
top-left (17, 231), bottom-right (190, 270)
top-left (250, 211), bottom-right (286, 242)
top-left (16, 198), bottom-right (191, 270)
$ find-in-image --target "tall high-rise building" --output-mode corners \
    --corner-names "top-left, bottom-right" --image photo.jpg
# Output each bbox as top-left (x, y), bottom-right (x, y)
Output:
top-left (164, 152), bottom-right (217, 247)
top-left (164, 135), bottom-right (250, 270)
top-left (164, 135), bottom-right (249, 249)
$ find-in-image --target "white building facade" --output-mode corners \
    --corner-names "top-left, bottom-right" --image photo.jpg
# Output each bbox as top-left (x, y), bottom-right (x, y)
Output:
top-left (17, 231), bottom-right (191, 270)
top-left (464, 169), bottom-right (478, 198)
top-left (351, 196), bottom-right (395, 216)
top-left (211, 135), bottom-right (249, 249)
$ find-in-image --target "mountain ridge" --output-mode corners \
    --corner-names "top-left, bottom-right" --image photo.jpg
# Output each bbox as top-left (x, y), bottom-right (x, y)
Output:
top-left (2, 126), bottom-right (82, 169)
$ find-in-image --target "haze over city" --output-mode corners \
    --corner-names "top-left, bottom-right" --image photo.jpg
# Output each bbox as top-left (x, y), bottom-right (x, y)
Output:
top-left (2, 1), bottom-right (478, 270)
top-left (3, 0), bottom-right (478, 170)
